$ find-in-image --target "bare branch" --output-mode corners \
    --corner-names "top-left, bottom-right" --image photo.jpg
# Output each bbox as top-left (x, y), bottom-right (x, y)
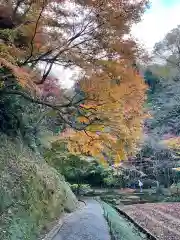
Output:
top-left (23, 0), bottom-right (46, 65)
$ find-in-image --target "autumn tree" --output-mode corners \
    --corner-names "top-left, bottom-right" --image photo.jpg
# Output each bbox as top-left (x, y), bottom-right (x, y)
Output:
top-left (0, 0), bottom-right (148, 164)
top-left (154, 25), bottom-right (180, 71)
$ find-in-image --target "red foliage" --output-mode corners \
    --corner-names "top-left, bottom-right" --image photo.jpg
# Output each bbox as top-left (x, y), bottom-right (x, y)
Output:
top-left (38, 76), bottom-right (62, 99)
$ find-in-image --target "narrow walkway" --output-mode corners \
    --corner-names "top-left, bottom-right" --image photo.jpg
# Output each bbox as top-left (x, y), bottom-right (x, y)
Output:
top-left (52, 199), bottom-right (111, 240)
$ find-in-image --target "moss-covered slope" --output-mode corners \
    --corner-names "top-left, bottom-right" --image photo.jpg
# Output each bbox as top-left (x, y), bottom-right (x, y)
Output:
top-left (0, 135), bottom-right (78, 240)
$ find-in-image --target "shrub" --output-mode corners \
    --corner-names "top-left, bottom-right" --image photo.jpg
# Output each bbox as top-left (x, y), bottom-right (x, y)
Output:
top-left (70, 184), bottom-right (93, 196)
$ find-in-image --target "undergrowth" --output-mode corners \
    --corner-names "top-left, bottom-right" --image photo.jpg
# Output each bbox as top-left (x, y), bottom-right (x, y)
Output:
top-left (0, 134), bottom-right (78, 240)
top-left (101, 201), bottom-right (147, 240)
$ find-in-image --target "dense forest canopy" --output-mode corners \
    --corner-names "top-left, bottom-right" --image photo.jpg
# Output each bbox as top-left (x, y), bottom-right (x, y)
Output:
top-left (131, 25), bottom-right (180, 187)
top-left (0, 0), bottom-right (149, 164)
top-left (4, 1), bottom-right (180, 239)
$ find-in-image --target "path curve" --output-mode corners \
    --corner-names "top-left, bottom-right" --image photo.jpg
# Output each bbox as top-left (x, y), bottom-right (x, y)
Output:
top-left (52, 199), bottom-right (111, 240)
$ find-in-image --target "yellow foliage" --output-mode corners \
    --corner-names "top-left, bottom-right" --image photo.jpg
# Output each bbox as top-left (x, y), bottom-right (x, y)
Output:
top-left (61, 60), bottom-right (147, 164)
top-left (0, 0), bottom-right (148, 165)
top-left (56, 0), bottom-right (148, 165)
top-left (77, 116), bottom-right (90, 124)
top-left (163, 137), bottom-right (180, 150)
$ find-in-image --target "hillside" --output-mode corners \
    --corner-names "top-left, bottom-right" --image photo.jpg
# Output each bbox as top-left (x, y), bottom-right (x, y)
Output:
top-left (0, 134), bottom-right (78, 240)
top-left (130, 25), bottom-right (180, 188)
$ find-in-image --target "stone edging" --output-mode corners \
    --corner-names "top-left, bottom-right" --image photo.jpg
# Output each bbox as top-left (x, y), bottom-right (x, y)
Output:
top-left (42, 201), bottom-right (86, 240)
top-left (42, 216), bottom-right (65, 240)
top-left (115, 206), bottom-right (157, 240)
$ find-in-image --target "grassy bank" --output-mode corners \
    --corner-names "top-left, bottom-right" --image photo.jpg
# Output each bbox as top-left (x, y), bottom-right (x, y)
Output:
top-left (0, 134), bottom-right (78, 240)
top-left (101, 201), bottom-right (148, 240)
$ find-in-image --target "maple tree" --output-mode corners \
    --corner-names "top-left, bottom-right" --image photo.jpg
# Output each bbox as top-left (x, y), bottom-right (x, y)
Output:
top-left (0, 0), bottom-right (148, 164)
top-left (63, 60), bottom-right (147, 165)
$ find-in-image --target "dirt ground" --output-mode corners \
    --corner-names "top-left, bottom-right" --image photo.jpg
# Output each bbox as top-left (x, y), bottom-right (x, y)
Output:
top-left (119, 203), bottom-right (180, 240)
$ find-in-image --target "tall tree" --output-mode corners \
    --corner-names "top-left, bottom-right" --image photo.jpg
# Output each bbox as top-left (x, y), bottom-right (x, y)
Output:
top-left (0, 0), bottom-right (148, 164)
top-left (63, 60), bottom-right (147, 164)
top-left (154, 25), bottom-right (180, 71)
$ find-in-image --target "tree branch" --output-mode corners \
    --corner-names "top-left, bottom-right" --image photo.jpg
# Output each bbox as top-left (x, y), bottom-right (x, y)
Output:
top-left (40, 25), bottom-right (93, 83)
top-left (0, 89), bottom-right (74, 110)
top-left (23, 0), bottom-right (46, 65)
top-left (0, 88), bottom-right (97, 130)
top-left (13, 0), bottom-right (25, 17)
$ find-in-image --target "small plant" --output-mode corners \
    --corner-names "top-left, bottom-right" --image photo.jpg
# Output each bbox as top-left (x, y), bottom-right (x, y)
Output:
top-left (101, 201), bottom-right (148, 240)
top-left (70, 184), bottom-right (93, 196)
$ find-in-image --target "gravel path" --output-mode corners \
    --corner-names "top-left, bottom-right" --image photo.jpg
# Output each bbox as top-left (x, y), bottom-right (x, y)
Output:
top-left (52, 199), bottom-right (111, 240)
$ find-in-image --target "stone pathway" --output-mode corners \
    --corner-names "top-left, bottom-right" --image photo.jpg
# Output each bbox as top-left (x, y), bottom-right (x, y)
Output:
top-left (52, 199), bottom-right (111, 240)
